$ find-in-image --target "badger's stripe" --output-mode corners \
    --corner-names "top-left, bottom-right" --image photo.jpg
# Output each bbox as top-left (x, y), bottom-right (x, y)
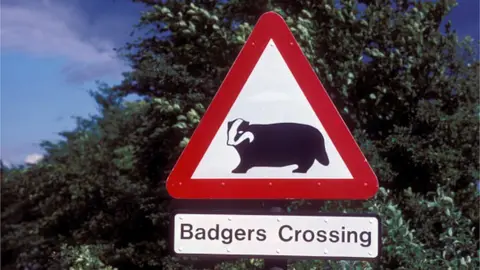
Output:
top-left (227, 119), bottom-right (254, 146)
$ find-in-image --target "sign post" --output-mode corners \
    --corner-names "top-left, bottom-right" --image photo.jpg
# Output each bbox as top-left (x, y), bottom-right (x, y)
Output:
top-left (165, 11), bottom-right (380, 267)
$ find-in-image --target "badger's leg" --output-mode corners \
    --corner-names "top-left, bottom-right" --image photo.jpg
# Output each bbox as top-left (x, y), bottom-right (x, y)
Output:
top-left (232, 162), bottom-right (252, 174)
top-left (292, 158), bottom-right (315, 173)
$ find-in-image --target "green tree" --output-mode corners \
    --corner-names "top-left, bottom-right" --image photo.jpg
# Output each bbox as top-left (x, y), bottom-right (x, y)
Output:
top-left (114, 0), bottom-right (480, 268)
top-left (1, 86), bottom-right (173, 269)
top-left (1, 0), bottom-right (478, 269)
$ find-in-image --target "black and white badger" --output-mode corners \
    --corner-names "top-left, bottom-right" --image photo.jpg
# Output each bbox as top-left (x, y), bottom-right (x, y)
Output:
top-left (226, 118), bottom-right (330, 173)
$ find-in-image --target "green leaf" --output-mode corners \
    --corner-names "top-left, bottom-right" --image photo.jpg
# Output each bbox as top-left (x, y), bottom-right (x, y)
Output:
top-left (441, 196), bottom-right (454, 205)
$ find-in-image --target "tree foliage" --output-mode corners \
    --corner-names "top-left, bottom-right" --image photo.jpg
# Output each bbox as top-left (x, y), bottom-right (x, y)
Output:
top-left (2, 0), bottom-right (479, 269)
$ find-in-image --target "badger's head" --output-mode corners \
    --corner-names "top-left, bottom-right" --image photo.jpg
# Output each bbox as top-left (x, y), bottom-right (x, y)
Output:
top-left (226, 118), bottom-right (255, 146)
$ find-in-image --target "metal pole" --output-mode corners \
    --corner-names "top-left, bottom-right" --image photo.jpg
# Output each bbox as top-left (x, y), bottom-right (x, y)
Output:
top-left (263, 206), bottom-right (288, 270)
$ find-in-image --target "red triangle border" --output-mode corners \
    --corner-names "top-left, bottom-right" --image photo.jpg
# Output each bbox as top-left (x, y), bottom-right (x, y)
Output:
top-left (166, 12), bottom-right (378, 200)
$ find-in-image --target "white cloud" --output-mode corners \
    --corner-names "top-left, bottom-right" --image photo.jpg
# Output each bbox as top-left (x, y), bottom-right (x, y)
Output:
top-left (24, 153), bottom-right (44, 164)
top-left (1, 143), bottom-right (44, 166)
top-left (1, 160), bottom-right (13, 168)
top-left (0, 0), bottom-right (129, 83)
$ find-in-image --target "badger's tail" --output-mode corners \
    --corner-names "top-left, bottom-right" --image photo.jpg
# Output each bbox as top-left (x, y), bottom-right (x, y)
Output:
top-left (315, 132), bottom-right (330, 166)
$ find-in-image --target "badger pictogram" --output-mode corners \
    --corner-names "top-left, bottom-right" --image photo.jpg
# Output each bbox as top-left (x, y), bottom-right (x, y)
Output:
top-left (226, 118), bottom-right (330, 174)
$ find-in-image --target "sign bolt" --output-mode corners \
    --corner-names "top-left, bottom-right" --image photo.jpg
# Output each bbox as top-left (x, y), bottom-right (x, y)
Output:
top-left (324, 249), bottom-right (328, 254)
top-left (178, 247), bottom-right (183, 252)
top-left (369, 219), bottom-right (374, 224)
top-left (227, 248), bottom-right (231, 252)
top-left (228, 217), bottom-right (232, 221)
top-left (179, 216), bottom-right (183, 220)
top-left (368, 251), bottom-right (373, 256)
top-left (324, 218), bottom-right (328, 223)
top-left (277, 217), bottom-right (281, 222)
top-left (276, 249), bottom-right (280, 254)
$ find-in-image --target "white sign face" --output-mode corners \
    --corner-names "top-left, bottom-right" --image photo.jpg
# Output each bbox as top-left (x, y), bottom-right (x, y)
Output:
top-left (172, 213), bottom-right (380, 259)
top-left (192, 39), bottom-right (353, 179)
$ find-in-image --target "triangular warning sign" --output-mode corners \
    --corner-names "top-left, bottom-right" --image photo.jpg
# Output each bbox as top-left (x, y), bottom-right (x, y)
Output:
top-left (166, 11), bottom-right (378, 200)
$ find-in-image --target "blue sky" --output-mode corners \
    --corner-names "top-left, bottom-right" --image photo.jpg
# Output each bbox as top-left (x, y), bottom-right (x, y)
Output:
top-left (1, 0), bottom-right (479, 165)
top-left (1, 0), bottom-right (144, 165)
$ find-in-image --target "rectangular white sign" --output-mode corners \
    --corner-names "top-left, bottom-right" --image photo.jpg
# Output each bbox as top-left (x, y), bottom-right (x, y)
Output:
top-left (172, 212), bottom-right (380, 259)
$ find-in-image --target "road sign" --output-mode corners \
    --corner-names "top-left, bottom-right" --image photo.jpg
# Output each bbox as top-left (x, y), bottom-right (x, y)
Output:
top-left (171, 210), bottom-right (381, 260)
top-left (165, 11), bottom-right (378, 200)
